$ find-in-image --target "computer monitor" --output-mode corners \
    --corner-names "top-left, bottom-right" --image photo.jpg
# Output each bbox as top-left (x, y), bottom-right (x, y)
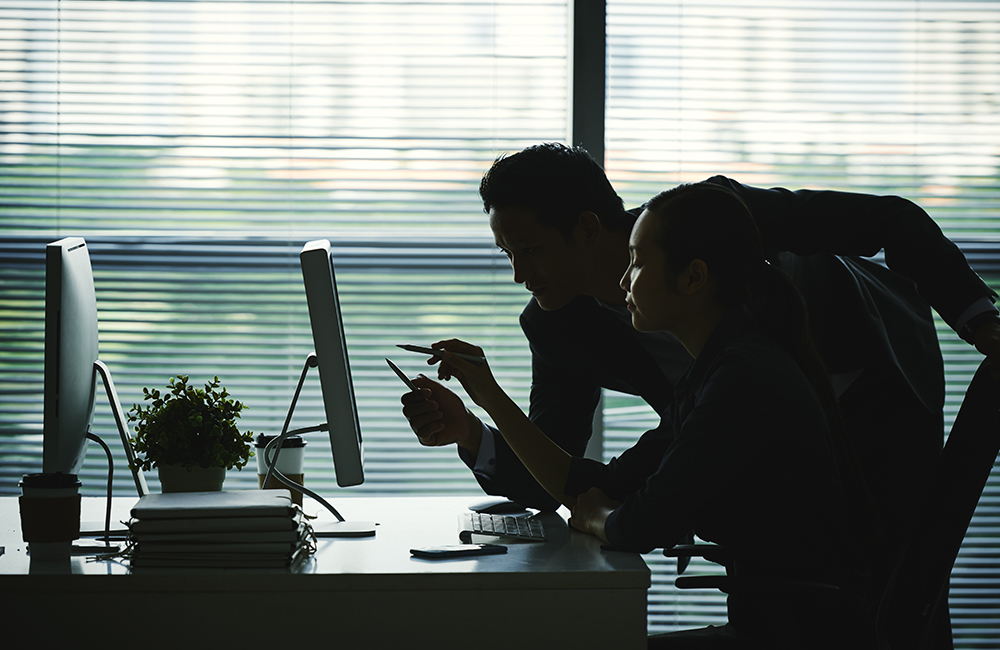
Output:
top-left (43, 237), bottom-right (148, 498)
top-left (299, 239), bottom-right (364, 487)
top-left (44, 237), bottom-right (98, 475)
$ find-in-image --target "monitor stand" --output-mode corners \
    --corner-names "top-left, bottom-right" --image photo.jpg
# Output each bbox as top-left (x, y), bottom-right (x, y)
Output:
top-left (94, 360), bottom-right (149, 497)
top-left (307, 506), bottom-right (379, 538)
top-left (63, 361), bottom-right (148, 554)
top-left (261, 354), bottom-right (376, 538)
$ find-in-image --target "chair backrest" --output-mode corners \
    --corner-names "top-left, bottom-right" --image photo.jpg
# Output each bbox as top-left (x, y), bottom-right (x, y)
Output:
top-left (877, 359), bottom-right (1000, 650)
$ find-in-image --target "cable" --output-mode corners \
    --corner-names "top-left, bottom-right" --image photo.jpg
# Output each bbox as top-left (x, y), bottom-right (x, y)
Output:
top-left (262, 426), bottom-right (345, 522)
top-left (259, 423), bottom-right (325, 492)
top-left (259, 352), bottom-right (346, 523)
top-left (85, 432), bottom-right (113, 544)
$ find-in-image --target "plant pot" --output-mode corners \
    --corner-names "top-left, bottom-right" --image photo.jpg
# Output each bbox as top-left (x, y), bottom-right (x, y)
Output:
top-left (157, 464), bottom-right (226, 493)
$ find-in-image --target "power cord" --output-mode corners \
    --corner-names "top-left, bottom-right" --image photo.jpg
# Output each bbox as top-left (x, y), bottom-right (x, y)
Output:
top-left (261, 424), bottom-right (346, 523)
top-left (84, 432), bottom-right (116, 546)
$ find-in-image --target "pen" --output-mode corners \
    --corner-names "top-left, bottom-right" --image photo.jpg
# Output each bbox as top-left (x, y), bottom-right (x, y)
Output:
top-left (386, 358), bottom-right (419, 391)
top-left (397, 344), bottom-right (486, 366)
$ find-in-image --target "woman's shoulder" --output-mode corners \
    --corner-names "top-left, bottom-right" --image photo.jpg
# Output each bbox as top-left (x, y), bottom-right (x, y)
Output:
top-left (702, 328), bottom-right (807, 394)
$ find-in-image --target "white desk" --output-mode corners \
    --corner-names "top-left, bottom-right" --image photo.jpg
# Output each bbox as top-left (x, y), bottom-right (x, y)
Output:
top-left (0, 495), bottom-right (650, 649)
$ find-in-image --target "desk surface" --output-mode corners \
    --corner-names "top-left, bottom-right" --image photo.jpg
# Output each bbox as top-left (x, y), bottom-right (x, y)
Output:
top-left (1, 494), bottom-right (650, 649)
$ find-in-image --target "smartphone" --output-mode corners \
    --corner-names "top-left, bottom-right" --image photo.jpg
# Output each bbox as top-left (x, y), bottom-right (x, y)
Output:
top-left (410, 544), bottom-right (508, 559)
top-left (386, 358), bottom-right (419, 391)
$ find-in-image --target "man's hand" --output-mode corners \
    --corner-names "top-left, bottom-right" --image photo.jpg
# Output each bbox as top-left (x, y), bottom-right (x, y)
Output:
top-left (568, 487), bottom-right (620, 545)
top-left (973, 319), bottom-right (1000, 380)
top-left (400, 375), bottom-right (482, 453)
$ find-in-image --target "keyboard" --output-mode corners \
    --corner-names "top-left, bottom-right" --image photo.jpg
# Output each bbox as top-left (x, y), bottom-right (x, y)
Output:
top-left (458, 511), bottom-right (545, 542)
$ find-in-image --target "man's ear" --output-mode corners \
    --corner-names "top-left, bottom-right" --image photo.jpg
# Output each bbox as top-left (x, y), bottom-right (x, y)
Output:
top-left (679, 259), bottom-right (710, 294)
top-left (575, 211), bottom-right (602, 242)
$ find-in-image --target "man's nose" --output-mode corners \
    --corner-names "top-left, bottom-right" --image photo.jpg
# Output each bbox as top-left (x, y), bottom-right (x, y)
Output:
top-left (510, 256), bottom-right (529, 285)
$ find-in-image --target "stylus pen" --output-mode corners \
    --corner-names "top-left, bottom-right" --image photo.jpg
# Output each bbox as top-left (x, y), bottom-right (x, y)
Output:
top-left (397, 344), bottom-right (486, 366)
top-left (386, 358), bottom-right (419, 391)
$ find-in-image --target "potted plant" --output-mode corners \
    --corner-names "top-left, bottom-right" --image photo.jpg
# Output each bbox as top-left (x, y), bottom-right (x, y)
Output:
top-left (128, 375), bottom-right (255, 493)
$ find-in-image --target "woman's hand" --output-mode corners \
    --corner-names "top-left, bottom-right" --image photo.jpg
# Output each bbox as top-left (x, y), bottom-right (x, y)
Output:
top-left (568, 487), bottom-right (620, 545)
top-left (432, 339), bottom-right (506, 411)
top-left (434, 338), bottom-right (575, 510)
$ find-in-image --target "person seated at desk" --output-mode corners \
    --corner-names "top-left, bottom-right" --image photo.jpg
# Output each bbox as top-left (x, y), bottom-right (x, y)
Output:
top-left (418, 183), bottom-right (873, 649)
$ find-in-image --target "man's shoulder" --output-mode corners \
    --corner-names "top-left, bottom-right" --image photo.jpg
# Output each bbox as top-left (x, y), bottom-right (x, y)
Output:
top-left (519, 295), bottom-right (628, 359)
top-left (519, 294), bottom-right (608, 328)
top-left (626, 176), bottom-right (738, 214)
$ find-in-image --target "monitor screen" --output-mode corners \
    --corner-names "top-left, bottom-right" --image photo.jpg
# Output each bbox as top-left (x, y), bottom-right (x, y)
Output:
top-left (299, 239), bottom-right (364, 487)
top-left (44, 237), bottom-right (99, 475)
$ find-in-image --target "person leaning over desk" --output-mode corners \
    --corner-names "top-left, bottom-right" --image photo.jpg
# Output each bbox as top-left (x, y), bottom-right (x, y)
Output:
top-left (425, 183), bottom-right (874, 649)
top-left (402, 143), bottom-right (999, 516)
top-left (400, 143), bottom-right (999, 648)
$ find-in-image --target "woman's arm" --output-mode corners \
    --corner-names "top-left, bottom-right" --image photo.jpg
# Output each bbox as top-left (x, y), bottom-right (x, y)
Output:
top-left (569, 487), bottom-right (620, 545)
top-left (434, 341), bottom-right (577, 509)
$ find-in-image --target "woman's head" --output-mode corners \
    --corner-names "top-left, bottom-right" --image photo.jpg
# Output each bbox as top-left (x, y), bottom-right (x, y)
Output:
top-left (621, 182), bottom-right (764, 333)
top-left (627, 184), bottom-right (860, 524)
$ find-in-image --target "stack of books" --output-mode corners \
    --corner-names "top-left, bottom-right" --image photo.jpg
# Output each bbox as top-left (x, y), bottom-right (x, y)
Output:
top-left (126, 490), bottom-right (313, 568)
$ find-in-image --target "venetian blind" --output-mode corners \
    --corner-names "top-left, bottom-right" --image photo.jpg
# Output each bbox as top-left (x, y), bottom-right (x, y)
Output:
top-left (604, 0), bottom-right (1000, 642)
top-left (0, 0), bottom-right (570, 497)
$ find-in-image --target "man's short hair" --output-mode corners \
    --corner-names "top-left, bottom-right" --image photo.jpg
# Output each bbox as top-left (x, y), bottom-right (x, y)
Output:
top-left (479, 142), bottom-right (632, 239)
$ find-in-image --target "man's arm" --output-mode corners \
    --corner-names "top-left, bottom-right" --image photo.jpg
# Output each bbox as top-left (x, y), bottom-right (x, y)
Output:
top-left (710, 175), bottom-right (997, 331)
top-left (967, 310), bottom-right (1000, 380)
top-left (480, 332), bottom-right (601, 510)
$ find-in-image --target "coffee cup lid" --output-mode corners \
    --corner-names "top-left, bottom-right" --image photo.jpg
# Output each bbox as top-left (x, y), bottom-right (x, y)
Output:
top-left (19, 473), bottom-right (82, 489)
top-left (255, 434), bottom-right (306, 449)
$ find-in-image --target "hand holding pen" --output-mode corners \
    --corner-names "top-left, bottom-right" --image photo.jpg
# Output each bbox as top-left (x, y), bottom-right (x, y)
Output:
top-left (389, 357), bottom-right (483, 450)
top-left (397, 343), bottom-right (486, 365)
top-left (422, 340), bottom-right (506, 412)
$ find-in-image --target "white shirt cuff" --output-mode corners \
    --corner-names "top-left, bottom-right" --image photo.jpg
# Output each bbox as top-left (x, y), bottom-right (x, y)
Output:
top-left (473, 422), bottom-right (498, 480)
top-left (956, 297), bottom-right (999, 334)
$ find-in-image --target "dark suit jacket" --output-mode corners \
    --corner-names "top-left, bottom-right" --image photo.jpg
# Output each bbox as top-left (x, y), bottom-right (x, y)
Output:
top-left (474, 176), bottom-right (996, 511)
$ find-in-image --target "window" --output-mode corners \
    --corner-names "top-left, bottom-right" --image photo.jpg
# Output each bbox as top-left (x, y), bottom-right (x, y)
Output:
top-left (0, 0), bottom-right (570, 494)
top-left (605, 0), bottom-right (1000, 641)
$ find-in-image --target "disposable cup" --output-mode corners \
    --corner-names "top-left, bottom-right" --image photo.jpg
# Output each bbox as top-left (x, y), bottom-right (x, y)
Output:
top-left (255, 434), bottom-right (306, 506)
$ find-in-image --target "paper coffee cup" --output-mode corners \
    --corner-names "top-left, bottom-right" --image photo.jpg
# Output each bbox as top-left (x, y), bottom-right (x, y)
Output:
top-left (256, 434), bottom-right (306, 505)
top-left (19, 473), bottom-right (82, 560)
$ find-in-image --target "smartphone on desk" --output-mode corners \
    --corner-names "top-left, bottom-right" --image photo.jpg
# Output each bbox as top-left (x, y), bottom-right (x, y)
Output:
top-left (410, 544), bottom-right (507, 559)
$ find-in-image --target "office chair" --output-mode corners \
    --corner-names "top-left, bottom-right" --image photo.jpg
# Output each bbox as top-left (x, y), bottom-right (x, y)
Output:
top-left (876, 358), bottom-right (1000, 650)
top-left (662, 359), bottom-right (999, 650)
top-left (663, 360), bottom-right (1000, 650)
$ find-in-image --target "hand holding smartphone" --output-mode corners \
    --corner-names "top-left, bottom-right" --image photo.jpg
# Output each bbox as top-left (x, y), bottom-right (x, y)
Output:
top-left (386, 358), bottom-right (419, 391)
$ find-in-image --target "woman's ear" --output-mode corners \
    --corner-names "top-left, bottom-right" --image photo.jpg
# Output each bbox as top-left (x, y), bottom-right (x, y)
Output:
top-left (678, 259), bottom-right (710, 294)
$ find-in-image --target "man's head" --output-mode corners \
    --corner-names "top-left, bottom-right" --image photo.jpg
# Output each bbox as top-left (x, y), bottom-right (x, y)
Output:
top-left (481, 143), bottom-right (634, 311)
top-left (479, 142), bottom-right (631, 239)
